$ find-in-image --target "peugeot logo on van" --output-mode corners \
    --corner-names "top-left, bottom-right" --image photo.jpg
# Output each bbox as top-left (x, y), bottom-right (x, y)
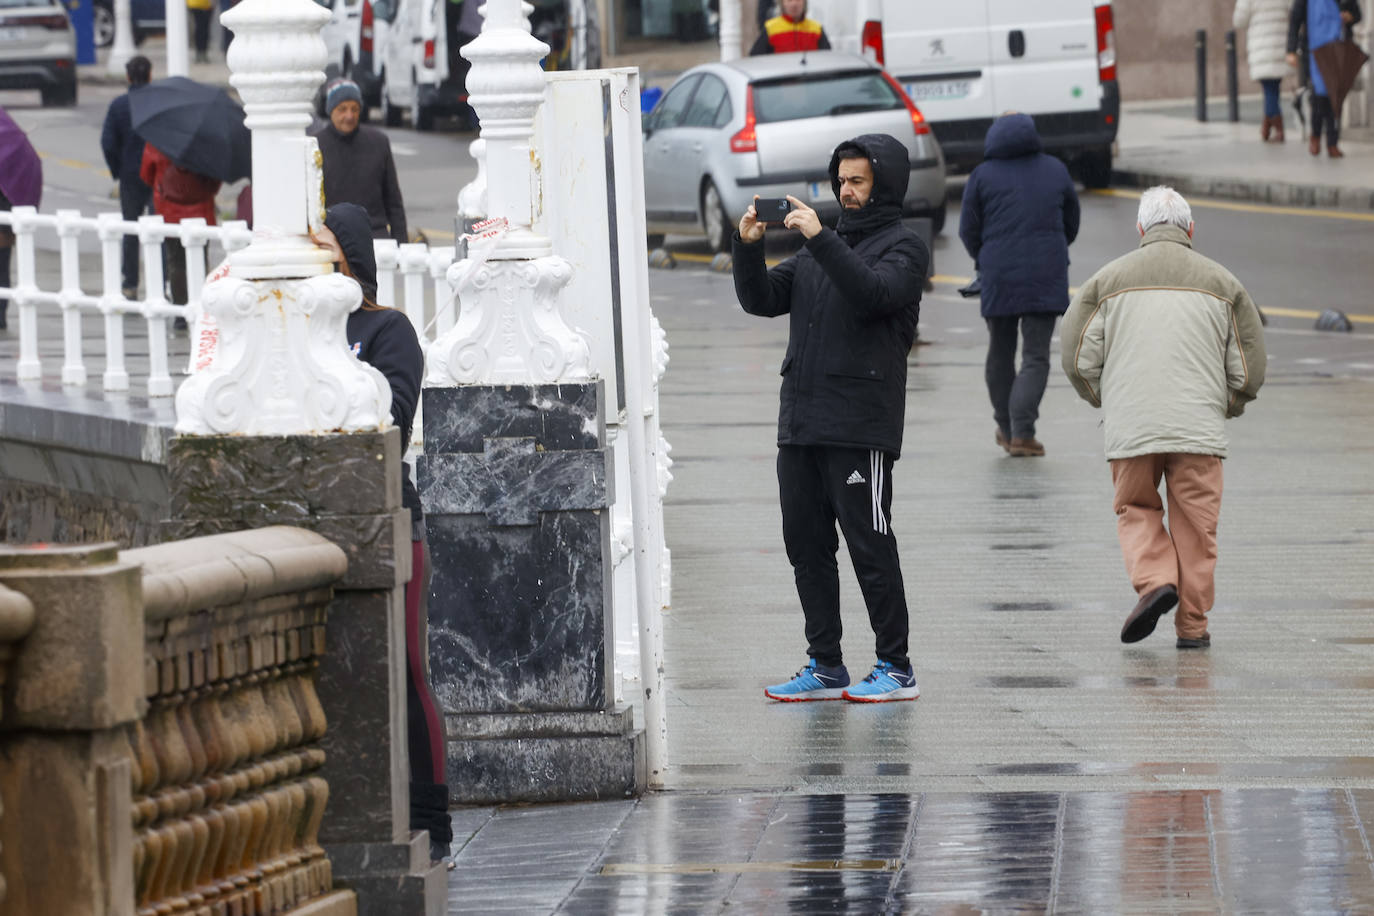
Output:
top-left (929, 38), bottom-right (945, 57)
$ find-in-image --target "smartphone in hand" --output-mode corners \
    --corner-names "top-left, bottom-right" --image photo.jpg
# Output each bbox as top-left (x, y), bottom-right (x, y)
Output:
top-left (754, 198), bottom-right (792, 226)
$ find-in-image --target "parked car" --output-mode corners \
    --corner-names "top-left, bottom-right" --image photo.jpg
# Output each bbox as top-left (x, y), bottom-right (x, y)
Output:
top-left (0, 0), bottom-right (76, 106)
top-left (91, 0), bottom-right (163, 48)
top-left (642, 51), bottom-right (946, 252)
top-left (808, 0), bottom-right (1119, 187)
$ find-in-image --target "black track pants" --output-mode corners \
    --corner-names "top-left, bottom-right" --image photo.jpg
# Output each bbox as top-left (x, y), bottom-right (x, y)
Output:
top-left (777, 445), bottom-right (910, 670)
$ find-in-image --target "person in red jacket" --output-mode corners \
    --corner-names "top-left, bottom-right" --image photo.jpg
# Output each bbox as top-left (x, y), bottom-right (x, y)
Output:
top-left (139, 144), bottom-right (221, 321)
top-left (750, 0), bottom-right (830, 55)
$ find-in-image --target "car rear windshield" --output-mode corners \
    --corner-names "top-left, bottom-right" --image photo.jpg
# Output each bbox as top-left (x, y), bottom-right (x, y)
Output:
top-left (753, 71), bottom-right (903, 124)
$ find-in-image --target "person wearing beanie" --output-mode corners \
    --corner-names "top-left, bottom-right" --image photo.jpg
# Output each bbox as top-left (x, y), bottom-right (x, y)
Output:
top-left (314, 202), bottom-right (453, 867)
top-left (310, 79), bottom-right (409, 244)
top-left (750, 0), bottom-right (830, 55)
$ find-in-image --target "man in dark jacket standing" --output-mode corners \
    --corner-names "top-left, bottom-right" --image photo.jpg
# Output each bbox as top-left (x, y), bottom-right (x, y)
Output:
top-left (100, 55), bottom-right (153, 299)
top-left (734, 133), bottom-right (927, 703)
top-left (310, 79), bottom-right (409, 243)
top-left (959, 112), bottom-right (1080, 457)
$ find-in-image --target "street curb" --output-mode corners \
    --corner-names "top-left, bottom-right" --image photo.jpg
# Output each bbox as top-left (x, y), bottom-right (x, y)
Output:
top-left (1111, 166), bottom-right (1374, 213)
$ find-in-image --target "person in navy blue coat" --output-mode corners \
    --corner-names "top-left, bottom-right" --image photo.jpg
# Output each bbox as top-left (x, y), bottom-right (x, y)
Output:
top-left (100, 55), bottom-right (153, 298)
top-left (959, 112), bottom-right (1080, 457)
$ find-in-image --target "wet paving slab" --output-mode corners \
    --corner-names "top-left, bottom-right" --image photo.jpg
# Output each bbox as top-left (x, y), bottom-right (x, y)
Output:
top-left (447, 789), bottom-right (1374, 913)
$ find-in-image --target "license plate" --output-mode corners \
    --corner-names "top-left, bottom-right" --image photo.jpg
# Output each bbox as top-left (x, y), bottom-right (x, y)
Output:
top-left (808, 181), bottom-right (827, 203)
top-left (0, 27), bottom-right (26, 40)
top-left (905, 79), bottom-right (972, 102)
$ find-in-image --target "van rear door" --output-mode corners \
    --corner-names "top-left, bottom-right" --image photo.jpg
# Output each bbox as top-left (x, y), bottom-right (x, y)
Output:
top-left (872, 1), bottom-right (995, 125)
top-left (985, 0), bottom-right (1099, 116)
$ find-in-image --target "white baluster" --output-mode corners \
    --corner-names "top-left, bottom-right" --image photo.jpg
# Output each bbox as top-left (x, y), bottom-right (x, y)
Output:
top-left (374, 239), bottom-right (399, 308)
top-left (56, 209), bottom-right (87, 386)
top-left (398, 241), bottom-right (428, 344)
top-left (96, 213), bottom-right (130, 391)
top-left (12, 206), bottom-right (40, 381)
top-left (429, 245), bottom-right (456, 339)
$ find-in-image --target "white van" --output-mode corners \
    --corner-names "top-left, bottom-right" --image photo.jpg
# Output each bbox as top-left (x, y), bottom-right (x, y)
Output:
top-left (360, 0), bottom-right (477, 130)
top-left (810, 0), bottom-right (1119, 187)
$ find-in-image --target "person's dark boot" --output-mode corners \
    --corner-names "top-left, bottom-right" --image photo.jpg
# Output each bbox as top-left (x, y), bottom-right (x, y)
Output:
top-left (1009, 436), bottom-right (1044, 457)
top-left (1121, 584), bottom-right (1178, 643)
top-left (1272, 117), bottom-right (1285, 142)
top-left (1261, 115), bottom-right (1273, 141)
top-left (1309, 134), bottom-right (1321, 156)
top-left (1328, 145), bottom-right (1344, 158)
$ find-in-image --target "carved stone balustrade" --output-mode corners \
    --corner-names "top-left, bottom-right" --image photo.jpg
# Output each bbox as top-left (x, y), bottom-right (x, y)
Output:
top-left (0, 529), bottom-right (357, 916)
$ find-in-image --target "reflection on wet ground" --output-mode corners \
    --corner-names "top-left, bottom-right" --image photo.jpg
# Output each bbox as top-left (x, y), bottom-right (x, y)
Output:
top-left (447, 789), bottom-right (1374, 913)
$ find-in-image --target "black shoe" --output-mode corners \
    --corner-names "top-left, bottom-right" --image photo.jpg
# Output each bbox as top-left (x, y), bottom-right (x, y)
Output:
top-left (0, 312), bottom-right (6, 330)
top-left (173, 316), bottom-right (189, 331)
top-left (1121, 584), bottom-right (1178, 643)
top-left (1177, 634), bottom-right (1211, 649)
top-left (430, 838), bottom-right (455, 871)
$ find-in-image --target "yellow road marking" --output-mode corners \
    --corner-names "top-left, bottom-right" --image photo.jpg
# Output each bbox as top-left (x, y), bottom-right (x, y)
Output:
top-left (600, 859), bottom-right (899, 875)
top-left (1263, 305), bottom-right (1374, 324)
top-left (1088, 188), bottom-right (1374, 223)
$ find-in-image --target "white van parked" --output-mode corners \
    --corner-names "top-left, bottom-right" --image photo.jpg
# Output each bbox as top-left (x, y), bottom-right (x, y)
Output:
top-left (359, 0), bottom-right (478, 131)
top-left (810, 0), bottom-right (1119, 187)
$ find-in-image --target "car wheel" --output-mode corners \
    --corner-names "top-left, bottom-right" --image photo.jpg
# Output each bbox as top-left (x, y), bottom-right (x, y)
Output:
top-left (92, 2), bottom-right (114, 48)
top-left (1079, 146), bottom-right (1112, 189)
top-left (41, 81), bottom-right (77, 107)
top-left (701, 180), bottom-right (731, 253)
top-left (927, 204), bottom-right (946, 235)
top-left (381, 71), bottom-right (402, 127)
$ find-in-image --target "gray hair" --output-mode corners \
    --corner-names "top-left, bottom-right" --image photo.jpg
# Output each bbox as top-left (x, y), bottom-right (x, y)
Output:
top-left (1137, 186), bottom-right (1193, 232)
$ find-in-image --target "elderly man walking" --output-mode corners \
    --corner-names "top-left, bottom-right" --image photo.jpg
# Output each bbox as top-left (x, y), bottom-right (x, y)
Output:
top-left (1061, 187), bottom-right (1266, 649)
top-left (310, 79), bottom-right (408, 244)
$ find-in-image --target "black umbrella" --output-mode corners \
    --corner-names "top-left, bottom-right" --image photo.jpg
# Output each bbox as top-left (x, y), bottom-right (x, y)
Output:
top-left (130, 76), bottom-right (251, 183)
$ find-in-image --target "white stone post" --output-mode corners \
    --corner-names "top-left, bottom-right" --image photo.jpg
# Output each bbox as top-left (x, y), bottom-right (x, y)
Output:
top-left (106, 0), bottom-right (136, 76)
top-left (719, 0), bottom-right (742, 61)
top-left (165, 0), bottom-right (190, 76)
top-left (427, 0), bottom-right (590, 386)
top-left (175, 0), bottom-right (389, 436)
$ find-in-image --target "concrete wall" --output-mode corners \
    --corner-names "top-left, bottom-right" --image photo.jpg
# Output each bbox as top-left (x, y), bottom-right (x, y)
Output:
top-left (0, 392), bottom-right (173, 548)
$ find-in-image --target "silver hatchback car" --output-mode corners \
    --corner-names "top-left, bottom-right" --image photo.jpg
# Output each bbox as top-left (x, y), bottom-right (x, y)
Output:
top-left (643, 51), bottom-right (946, 251)
top-left (0, 0), bottom-right (77, 106)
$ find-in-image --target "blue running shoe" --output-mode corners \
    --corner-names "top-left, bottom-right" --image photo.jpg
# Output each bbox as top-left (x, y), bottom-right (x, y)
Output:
top-left (764, 659), bottom-right (850, 702)
top-left (843, 661), bottom-right (919, 702)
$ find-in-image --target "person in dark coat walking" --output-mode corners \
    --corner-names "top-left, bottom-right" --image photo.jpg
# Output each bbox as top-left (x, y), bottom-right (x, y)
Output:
top-left (310, 80), bottom-right (409, 243)
top-left (100, 55), bottom-right (154, 299)
top-left (959, 112), bottom-right (1080, 457)
top-left (312, 202), bottom-right (453, 867)
top-left (733, 133), bottom-right (927, 704)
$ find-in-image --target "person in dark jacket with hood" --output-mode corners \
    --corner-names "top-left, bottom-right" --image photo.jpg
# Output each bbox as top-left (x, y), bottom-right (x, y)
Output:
top-left (733, 133), bottom-right (927, 704)
top-left (313, 202), bottom-right (453, 867)
top-left (311, 80), bottom-right (409, 243)
top-left (100, 55), bottom-right (153, 298)
top-left (959, 112), bottom-right (1080, 458)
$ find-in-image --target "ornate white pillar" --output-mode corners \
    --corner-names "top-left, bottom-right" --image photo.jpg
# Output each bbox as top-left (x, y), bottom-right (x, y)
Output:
top-left (105, 0), bottom-right (136, 75)
top-left (426, 0), bottom-right (590, 386)
top-left (175, 0), bottom-right (389, 436)
top-left (719, 0), bottom-right (742, 62)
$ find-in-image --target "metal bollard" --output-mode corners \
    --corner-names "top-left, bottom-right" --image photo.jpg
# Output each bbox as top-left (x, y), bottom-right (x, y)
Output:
top-left (1225, 30), bottom-right (1240, 122)
top-left (1195, 30), bottom-right (1208, 122)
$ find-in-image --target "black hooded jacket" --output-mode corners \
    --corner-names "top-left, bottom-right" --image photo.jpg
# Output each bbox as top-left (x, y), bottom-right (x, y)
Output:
top-left (732, 133), bottom-right (927, 458)
top-left (325, 202), bottom-right (425, 528)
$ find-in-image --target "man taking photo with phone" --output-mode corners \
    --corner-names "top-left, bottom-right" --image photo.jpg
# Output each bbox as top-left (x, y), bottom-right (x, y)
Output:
top-left (732, 133), bottom-right (929, 703)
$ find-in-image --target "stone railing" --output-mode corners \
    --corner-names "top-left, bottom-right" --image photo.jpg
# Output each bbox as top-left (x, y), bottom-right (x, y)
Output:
top-left (0, 527), bottom-right (357, 916)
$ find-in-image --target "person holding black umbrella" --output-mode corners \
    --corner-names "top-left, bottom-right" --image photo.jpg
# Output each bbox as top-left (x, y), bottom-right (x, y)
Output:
top-left (101, 55), bottom-right (154, 299)
top-left (1286, 0), bottom-right (1363, 157)
top-left (140, 143), bottom-right (220, 320)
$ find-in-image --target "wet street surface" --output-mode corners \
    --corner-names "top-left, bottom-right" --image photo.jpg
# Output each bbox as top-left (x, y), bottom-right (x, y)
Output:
top-left (447, 195), bottom-right (1374, 912)
top-left (447, 789), bottom-right (1374, 913)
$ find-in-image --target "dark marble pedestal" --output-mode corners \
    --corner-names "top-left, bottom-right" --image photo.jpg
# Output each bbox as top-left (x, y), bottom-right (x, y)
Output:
top-left (419, 383), bottom-right (645, 804)
top-left (164, 430), bottom-right (446, 915)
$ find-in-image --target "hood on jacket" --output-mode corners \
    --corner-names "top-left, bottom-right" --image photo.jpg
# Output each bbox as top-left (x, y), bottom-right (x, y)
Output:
top-left (325, 202), bottom-right (378, 301)
top-left (983, 112), bottom-right (1043, 159)
top-left (827, 133), bottom-right (909, 240)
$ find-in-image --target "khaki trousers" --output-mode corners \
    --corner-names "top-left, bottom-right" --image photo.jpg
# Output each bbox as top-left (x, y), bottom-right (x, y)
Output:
top-left (1109, 453), bottom-right (1223, 639)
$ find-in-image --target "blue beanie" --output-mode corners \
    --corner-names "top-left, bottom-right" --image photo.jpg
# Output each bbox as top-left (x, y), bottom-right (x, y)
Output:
top-left (325, 79), bottom-right (363, 115)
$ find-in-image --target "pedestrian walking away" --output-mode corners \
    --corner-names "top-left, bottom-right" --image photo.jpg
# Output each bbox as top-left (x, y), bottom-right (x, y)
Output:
top-left (1061, 187), bottom-right (1267, 649)
top-left (732, 133), bottom-right (927, 703)
top-left (188, 0), bottom-right (214, 63)
top-left (312, 202), bottom-right (454, 868)
top-left (958, 112), bottom-right (1079, 458)
top-left (139, 143), bottom-right (220, 327)
top-left (750, 0), bottom-right (830, 55)
top-left (1233, 0), bottom-right (1292, 141)
top-left (100, 55), bottom-right (154, 299)
top-left (311, 79), bottom-right (409, 244)
top-left (1286, 0), bottom-right (1362, 156)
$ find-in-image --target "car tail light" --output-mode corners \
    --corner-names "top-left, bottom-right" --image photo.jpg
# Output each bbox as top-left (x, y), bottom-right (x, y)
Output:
top-left (1095, 3), bottom-right (1116, 83)
top-left (361, 0), bottom-right (373, 54)
top-left (423, 38), bottom-right (435, 69)
top-left (880, 71), bottom-right (930, 136)
top-left (729, 86), bottom-right (758, 154)
top-left (861, 20), bottom-right (884, 65)
top-left (9, 13), bottom-right (70, 29)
